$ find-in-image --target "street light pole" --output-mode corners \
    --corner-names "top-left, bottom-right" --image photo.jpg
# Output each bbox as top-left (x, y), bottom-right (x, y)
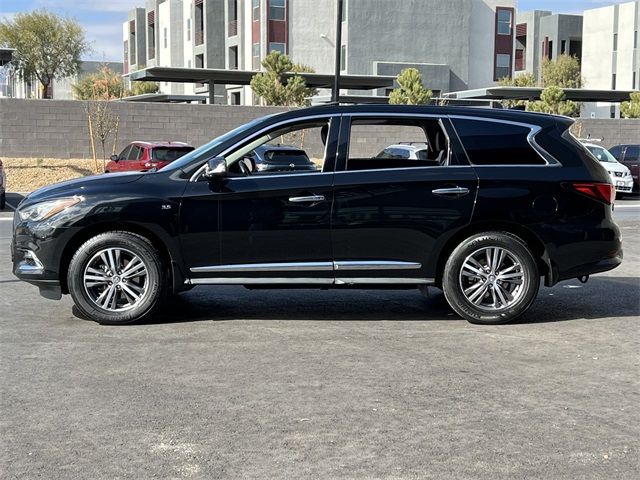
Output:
top-left (332, 0), bottom-right (344, 103)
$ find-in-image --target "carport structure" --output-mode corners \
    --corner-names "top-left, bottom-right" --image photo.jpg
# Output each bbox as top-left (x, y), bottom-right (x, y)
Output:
top-left (127, 66), bottom-right (396, 104)
top-left (443, 86), bottom-right (636, 103)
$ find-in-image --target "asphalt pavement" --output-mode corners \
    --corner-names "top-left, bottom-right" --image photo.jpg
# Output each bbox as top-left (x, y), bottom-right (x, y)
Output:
top-left (0, 196), bottom-right (638, 479)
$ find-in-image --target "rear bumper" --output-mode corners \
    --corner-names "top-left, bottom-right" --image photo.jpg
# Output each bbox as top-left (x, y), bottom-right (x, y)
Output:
top-left (557, 249), bottom-right (623, 282)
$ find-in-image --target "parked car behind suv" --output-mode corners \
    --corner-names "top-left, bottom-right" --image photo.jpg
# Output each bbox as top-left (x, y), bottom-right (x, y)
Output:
top-left (11, 105), bottom-right (622, 326)
top-left (105, 141), bottom-right (194, 173)
top-left (247, 145), bottom-right (318, 173)
top-left (608, 144), bottom-right (639, 192)
top-left (583, 143), bottom-right (634, 198)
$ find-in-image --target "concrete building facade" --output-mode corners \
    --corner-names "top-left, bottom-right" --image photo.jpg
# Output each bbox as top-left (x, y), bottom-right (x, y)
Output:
top-left (123, 0), bottom-right (517, 104)
top-left (515, 10), bottom-right (583, 81)
top-left (582, 1), bottom-right (640, 118)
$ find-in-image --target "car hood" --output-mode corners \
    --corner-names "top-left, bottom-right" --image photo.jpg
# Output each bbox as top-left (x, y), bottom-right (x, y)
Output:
top-left (601, 161), bottom-right (630, 174)
top-left (22, 172), bottom-right (145, 206)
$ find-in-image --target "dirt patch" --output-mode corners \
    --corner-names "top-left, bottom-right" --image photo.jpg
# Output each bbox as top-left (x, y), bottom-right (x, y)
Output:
top-left (2, 158), bottom-right (101, 192)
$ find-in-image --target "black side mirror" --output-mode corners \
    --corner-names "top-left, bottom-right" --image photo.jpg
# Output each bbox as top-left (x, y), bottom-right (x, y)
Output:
top-left (110, 155), bottom-right (119, 162)
top-left (204, 157), bottom-right (227, 180)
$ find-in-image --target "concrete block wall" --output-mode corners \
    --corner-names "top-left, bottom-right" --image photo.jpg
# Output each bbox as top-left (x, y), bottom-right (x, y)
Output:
top-left (0, 99), bottom-right (290, 159)
top-left (1, 99), bottom-right (640, 159)
top-left (573, 119), bottom-right (640, 149)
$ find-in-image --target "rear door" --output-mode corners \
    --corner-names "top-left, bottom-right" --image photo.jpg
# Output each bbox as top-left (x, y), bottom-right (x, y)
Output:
top-left (330, 114), bottom-right (478, 285)
top-left (622, 146), bottom-right (639, 185)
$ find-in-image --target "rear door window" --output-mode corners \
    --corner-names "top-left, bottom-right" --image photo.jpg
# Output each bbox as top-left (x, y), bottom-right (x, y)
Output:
top-left (624, 146), bottom-right (639, 161)
top-left (451, 118), bottom-right (546, 166)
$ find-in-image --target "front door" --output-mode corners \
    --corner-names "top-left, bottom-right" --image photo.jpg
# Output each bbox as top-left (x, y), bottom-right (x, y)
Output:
top-left (180, 115), bottom-right (340, 284)
top-left (330, 114), bottom-right (478, 285)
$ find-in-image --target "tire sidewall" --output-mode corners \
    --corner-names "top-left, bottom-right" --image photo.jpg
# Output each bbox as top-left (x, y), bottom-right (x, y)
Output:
top-left (443, 232), bottom-right (539, 325)
top-left (68, 232), bottom-right (164, 325)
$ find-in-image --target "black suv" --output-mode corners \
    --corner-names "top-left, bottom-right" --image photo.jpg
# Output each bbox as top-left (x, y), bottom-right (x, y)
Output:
top-left (11, 105), bottom-right (622, 325)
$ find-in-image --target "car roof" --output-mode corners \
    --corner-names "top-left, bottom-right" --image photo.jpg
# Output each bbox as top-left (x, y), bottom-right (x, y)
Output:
top-left (132, 141), bottom-right (192, 148)
top-left (263, 103), bottom-right (569, 128)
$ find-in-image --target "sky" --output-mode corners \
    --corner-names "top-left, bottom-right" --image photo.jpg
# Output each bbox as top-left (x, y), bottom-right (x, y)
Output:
top-left (0, 0), bottom-right (635, 62)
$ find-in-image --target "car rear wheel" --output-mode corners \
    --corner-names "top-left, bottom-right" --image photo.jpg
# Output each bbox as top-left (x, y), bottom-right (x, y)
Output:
top-left (442, 232), bottom-right (539, 325)
top-left (67, 231), bottom-right (166, 325)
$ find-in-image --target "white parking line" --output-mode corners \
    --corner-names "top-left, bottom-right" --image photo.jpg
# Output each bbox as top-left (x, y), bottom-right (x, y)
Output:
top-left (0, 217), bottom-right (14, 221)
top-left (615, 204), bottom-right (640, 209)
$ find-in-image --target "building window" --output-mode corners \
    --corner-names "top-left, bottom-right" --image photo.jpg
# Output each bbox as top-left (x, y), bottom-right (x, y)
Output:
top-left (147, 12), bottom-right (155, 59)
top-left (253, 42), bottom-right (261, 69)
top-left (613, 33), bottom-right (618, 51)
top-left (340, 45), bottom-right (346, 71)
top-left (612, 73), bottom-right (617, 90)
top-left (268, 42), bottom-right (285, 54)
top-left (253, 0), bottom-right (260, 21)
top-left (196, 53), bottom-right (204, 69)
top-left (268, 0), bottom-right (285, 21)
top-left (561, 40), bottom-right (566, 54)
top-left (610, 105), bottom-right (616, 119)
top-left (497, 9), bottom-right (512, 36)
top-left (186, 18), bottom-right (191, 41)
top-left (229, 46), bottom-right (238, 69)
top-left (342, 0), bottom-right (347, 21)
top-left (195, 1), bottom-right (204, 46)
top-left (228, 0), bottom-right (238, 36)
top-left (230, 91), bottom-right (241, 105)
top-left (495, 54), bottom-right (511, 80)
top-left (163, 28), bottom-right (168, 49)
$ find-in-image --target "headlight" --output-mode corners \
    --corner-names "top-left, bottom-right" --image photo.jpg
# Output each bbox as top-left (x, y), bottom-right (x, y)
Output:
top-left (18, 197), bottom-right (82, 222)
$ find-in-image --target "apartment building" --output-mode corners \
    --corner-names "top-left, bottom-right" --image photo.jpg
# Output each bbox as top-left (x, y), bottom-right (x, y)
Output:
top-left (123, 0), bottom-right (517, 104)
top-left (515, 10), bottom-right (583, 80)
top-left (582, 1), bottom-right (640, 118)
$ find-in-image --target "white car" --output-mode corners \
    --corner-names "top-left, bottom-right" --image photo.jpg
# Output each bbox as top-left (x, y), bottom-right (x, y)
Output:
top-left (584, 143), bottom-right (634, 198)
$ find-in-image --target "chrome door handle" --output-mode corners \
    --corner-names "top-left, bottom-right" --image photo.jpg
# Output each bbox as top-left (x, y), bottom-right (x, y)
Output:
top-left (289, 195), bottom-right (326, 203)
top-left (432, 187), bottom-right (470, 197)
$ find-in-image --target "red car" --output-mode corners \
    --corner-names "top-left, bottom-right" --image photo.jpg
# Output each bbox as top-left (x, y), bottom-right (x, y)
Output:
top-left (106, 141), bottom-right (195, 173)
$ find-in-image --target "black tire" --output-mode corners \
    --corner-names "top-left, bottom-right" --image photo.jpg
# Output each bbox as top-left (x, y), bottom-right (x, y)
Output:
top-left (67, 231), bottom-right (166, 325)
top-left (0, 191), bottom-right (5, 210)
top-left (442, 231), bottom-right (539, 325)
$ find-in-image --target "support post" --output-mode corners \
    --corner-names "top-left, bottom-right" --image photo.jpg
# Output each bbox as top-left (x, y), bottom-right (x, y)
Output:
top-left (332, 0), bottom-right (344, 103)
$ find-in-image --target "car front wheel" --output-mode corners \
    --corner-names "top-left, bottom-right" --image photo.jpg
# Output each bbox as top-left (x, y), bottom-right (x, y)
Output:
top-left (442, 232), bottom-right (539, 325)
top-left (67, 231), bottom-right (166, 325)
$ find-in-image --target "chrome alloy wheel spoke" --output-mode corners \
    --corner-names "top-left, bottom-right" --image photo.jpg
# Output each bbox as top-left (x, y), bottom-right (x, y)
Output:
top-left (459, 246), bottom-right (526, 312)
top-left (83, 248), bottom-right (148, 312)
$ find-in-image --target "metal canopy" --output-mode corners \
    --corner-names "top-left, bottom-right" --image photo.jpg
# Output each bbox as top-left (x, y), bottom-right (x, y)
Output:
top-left (128, 66), bottom-right (396, 90)
top-left (444, 86), bottom-right (636, 103)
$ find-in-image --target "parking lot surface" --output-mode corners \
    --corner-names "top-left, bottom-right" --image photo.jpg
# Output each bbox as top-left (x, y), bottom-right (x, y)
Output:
top-left (1, 197), bottom-right (639, 479)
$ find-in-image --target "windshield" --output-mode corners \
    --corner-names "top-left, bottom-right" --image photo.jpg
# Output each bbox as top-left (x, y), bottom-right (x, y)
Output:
top-left (161, 115), bottom-right (274, 172)
top-left (586, 146), bottom-right (618, 163)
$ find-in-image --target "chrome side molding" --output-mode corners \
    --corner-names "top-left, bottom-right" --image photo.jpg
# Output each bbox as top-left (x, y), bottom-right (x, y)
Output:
top-left (190, 260), bottom-right (422, 274)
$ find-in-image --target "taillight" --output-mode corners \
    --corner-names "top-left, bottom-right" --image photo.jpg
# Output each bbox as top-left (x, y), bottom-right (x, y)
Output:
top-left (564, 182), bottom-right (615, 204)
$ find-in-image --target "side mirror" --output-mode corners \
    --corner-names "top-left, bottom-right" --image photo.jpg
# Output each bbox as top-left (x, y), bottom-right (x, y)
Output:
top-left (204, 156), bottom-right (227, 180)
top-left (110, 154), bottom-right (119, 162)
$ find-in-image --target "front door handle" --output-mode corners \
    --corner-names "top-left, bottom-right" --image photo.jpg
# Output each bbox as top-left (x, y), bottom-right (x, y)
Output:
top-left (432, 187), bottom-right (470, 198)
top-left (289, 195), bottom-right (326, 203)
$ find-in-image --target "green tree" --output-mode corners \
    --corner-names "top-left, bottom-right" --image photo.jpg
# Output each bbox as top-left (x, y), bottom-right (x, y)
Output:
top-left (498, 72), bottom-right (537, 108)
top-left (73, 65), bottom-right (126, 100)
top-left (389, 68), bottom-right (432, 105)
top-left (0, 10), bottom-right (89, 99)
top-left (129, 80), bottom-right (160, 96)
top-left (250, 51), bottom-right (317, 106)
top-left (541, 54), bottom-right (583, 88)
top-left (620, 92), bottom-right (640, 119)
top-left (528, 86), bottom-right (580, 117)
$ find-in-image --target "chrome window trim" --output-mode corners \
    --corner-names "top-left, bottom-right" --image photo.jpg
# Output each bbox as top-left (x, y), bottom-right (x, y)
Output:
top-left (346, 112), bottom-right (561, 167)
top-left (189, 113), bottom-right (339, 182)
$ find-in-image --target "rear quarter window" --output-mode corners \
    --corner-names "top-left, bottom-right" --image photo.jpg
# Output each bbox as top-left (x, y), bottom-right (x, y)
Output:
top-left (451, 118), bottom-right (546, 166)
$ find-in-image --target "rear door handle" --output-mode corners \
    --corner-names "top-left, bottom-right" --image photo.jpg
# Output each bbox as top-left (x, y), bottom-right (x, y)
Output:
top-left (432, 187), bottom-right (470, 198)
top-left (289, 195), bottom-right (326, 203)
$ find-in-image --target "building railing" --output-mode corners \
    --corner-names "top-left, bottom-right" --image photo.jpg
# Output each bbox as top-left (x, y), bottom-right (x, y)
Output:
top-left (195, 30), bottom-right (204, 46)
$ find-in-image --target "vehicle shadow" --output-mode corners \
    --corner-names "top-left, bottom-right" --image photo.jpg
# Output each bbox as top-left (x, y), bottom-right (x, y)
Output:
top-left (126, 275), bottom-right (640, 326)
